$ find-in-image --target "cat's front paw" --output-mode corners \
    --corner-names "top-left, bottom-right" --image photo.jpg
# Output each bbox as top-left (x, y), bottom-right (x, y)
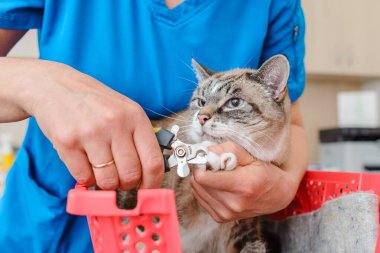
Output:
top-left (207, 152), bottom-right (237, 171)
top-left (220, 153), bottom-right (237, 170)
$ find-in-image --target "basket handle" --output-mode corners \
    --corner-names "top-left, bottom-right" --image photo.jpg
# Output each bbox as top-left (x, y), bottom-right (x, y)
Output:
top-left (66, 186), bottom-right (176, 216)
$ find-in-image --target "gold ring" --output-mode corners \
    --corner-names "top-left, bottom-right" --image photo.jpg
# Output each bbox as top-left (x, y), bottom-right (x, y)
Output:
top-left (92, 159), bottom-right (115, 168)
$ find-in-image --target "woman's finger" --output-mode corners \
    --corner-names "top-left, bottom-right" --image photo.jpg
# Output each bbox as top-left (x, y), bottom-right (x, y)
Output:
top-left (208, 141), bottom-right (256, 166)
top-left (190, 176), bottom-right (235, 222)
top-left (55, 147), bottom-right (95, 186)
top-left (191, 188), bottom-right (224, 222)
top-left (192, 163), bottom-right (259, 191)
top-left (198, 185), bottom-right (262, 218)
top-left (111, 132), bottom-right (142, 190)
top-left (85, 140), bottom-right (119, 190)
top-left (132, 107), bottom-right (164, 189)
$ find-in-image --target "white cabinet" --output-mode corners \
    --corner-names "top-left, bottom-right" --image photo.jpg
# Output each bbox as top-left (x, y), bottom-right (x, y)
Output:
top-left (303, 0), bottom-right (380, 78)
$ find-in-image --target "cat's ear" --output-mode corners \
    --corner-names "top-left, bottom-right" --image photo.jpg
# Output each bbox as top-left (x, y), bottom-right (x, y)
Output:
top-left (192, 58), bottom-right (215, 81)
top-left (256, 55), bottom-right (290, 102)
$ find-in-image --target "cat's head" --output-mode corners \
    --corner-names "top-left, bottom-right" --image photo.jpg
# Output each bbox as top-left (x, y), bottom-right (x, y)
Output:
top-left (188, 55), bottom-right (291, 164)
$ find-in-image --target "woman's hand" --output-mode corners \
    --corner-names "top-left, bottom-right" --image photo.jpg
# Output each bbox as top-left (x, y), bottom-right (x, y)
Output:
top-left (191, 102), bottom-right (308, 222)
top-left (1, 57), bottom-right (164, 190)
top-left (191, 142), bottom-right (297, 222)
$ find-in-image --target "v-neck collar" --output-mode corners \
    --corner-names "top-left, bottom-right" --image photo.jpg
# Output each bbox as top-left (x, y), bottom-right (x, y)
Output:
top-left (144, 0), bottom-right (215, 26)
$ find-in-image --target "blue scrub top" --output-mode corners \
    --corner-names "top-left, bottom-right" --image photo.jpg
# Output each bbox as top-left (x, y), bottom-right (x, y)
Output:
top-left (0, 0), bottom-right (306, 252)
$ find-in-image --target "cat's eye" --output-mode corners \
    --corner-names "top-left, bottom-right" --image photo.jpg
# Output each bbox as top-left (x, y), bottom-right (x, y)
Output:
top-left (197, 98), bottom-right (206, 107)
top-left (226, 98), bottom-right (244, 108)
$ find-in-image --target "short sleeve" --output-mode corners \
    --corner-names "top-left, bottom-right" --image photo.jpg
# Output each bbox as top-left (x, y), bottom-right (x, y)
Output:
top-left (0, 0), bottom-right (44, 29)
top-left (260, 0), bottom-right (306, 103)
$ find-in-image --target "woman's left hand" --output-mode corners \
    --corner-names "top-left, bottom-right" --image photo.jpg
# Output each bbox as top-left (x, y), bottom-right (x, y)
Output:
top-left (191, 141), bottom-right (300, 222)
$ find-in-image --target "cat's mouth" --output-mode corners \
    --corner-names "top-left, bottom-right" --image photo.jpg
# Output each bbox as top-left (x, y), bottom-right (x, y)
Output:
top-left (187, 122), bottom-right (225, 143)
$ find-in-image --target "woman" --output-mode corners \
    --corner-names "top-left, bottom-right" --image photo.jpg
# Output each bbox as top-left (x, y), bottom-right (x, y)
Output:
top-left (0, 0), bottom-right (308, 252)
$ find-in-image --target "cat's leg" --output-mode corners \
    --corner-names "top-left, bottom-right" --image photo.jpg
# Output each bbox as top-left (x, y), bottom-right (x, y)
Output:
top-left (226, 218), bottom-right (268, 253)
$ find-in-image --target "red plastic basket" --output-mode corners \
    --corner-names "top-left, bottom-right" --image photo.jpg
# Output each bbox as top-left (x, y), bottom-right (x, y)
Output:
top-left (66, 187), bottom-right (182, 253)
top-left (67, 171), bottom-right (380, 253)
top-left (273, 170), bottom-right (380, 253)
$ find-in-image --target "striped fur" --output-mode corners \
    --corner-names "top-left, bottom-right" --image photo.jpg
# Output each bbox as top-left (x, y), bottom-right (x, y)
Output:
top-left (118, 55), bottom-right (291, 253)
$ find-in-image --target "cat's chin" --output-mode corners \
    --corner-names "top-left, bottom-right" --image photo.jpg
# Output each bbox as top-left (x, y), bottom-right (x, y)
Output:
top-left (202, 134), bottom-right (224, 144)
top-left (186, 129), bottom-right (203, 143)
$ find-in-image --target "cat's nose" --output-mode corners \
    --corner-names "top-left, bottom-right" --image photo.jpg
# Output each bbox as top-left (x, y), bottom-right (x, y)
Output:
top-left (197, 114), bottom-right (210, 125)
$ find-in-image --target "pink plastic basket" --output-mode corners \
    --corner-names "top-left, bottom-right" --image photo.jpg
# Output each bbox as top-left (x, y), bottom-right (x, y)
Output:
top-left (66, 187), bottom-right (182, 253)
top-left (67, 171), bottom-right (380, 253)
top-left (272, 171), bottom-right (380, 253)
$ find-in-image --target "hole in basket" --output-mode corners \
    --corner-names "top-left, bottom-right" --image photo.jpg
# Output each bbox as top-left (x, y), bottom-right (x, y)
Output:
top-left (121, 217), bottom-right (130, 225)
top-left (136, 242), bottom-right (145, 250)
top-left (151, 250), bottom-right (160, 253)
top-left (339, 188), bottom-right (343, 194)
top-left (122, 250), bottom-right (130, 253)
top-left (152, 233), bottom-right (160, 241)
top-left (136, 225), bottom-right (145, 234)
top-left (152, 216), bottom-right (160, 224)
top-left (121, 233), bottom-right (129, 242)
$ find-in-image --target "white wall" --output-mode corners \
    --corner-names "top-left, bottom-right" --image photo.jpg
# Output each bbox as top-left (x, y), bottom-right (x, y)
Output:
top-left (0, 30), bottom-right (39, 147)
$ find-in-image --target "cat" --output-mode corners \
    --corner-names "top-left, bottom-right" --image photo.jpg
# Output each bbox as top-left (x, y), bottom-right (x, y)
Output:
top-left (118, 54), bottom-right (291, 253)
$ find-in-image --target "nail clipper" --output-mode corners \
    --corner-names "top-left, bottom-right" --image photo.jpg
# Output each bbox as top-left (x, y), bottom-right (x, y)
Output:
top-left (154, 125), bottom-right (208, 177)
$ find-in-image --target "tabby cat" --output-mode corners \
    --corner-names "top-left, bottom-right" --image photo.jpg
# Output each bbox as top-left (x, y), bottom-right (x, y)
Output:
top-left (118, 54), bottom-right (291, 253)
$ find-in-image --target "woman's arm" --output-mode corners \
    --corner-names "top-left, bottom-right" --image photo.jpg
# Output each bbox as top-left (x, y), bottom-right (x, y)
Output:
top-left (0, 29), bottom-right (164, 190)
top-left (282, 101), bottom-right (309, 186)
top-left (0, 29), bottom-right (30, 121)
top-left (191, 101), bottom-right (308, 222)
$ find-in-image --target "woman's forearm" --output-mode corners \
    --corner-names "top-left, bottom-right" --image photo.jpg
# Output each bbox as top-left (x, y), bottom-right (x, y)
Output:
top-left (0, 57), bottom-right (33, 122)
top-left (282, 100), bottom-right (309, 186)
top-left (0, 55), bottom-right (165, 190)
top-left (0, 29), bottom-right (32, 122)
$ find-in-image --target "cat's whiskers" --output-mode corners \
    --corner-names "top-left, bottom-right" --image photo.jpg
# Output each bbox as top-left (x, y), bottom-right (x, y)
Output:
top-left (248, 127), bottom-right (276, 145)
top-left (159, 104), bottom-right (187, 120)
top-left (231, 134), bottom-right (265, 156)
top-left (176, 75), bottom-right (198, 86)
top-left (177, 88), bottom-right (196, 94)
top-left (212, 127), bottom-right (263, 155)
top-left (179, 58), bottom-right (195, 74)
top-left (179, 125), bottom-right (195, 130)
top-left (144, 107), bottom-right (193, 123)
top-left (243, 55), bottom-right (255, 68)
top-left (212, 124), bottom-right (265, 155)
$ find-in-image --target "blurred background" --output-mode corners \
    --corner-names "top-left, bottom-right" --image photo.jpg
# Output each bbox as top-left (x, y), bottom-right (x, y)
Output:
top-left (1, 0), bottom-right (380, 183)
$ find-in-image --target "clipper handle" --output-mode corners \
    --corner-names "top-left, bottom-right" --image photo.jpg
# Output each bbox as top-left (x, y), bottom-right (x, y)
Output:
top-left (154, 127), bottom-right (175, 173)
